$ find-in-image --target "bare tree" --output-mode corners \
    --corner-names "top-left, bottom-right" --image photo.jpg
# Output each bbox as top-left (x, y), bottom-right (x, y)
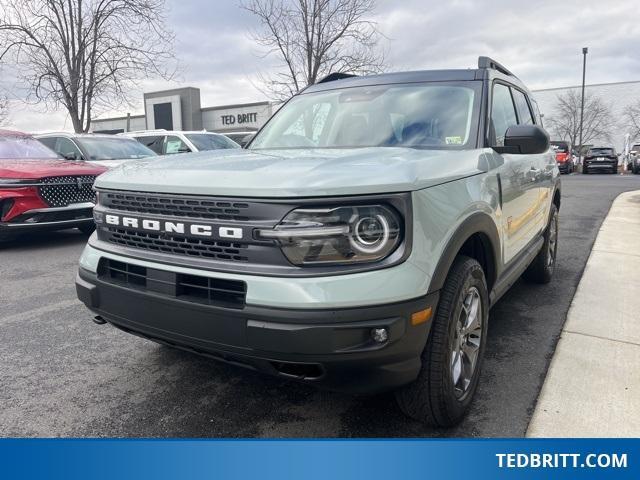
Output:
top-left (242, 0), bottom-right (385, 101)
top-left (0, 0), bottom-right (176, 133)
top-left (546, 90), bottom-right (614, 150)
top-left (623, 100), bottom-right (640, 140)
top-left (0, 94), bottom-right (8, 125)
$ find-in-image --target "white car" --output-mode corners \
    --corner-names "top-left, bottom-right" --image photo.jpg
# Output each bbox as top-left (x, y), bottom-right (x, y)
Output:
top-left (36, 132), bottom-right (156, 168)
top-left (121, 130), bottom-right (240, 155)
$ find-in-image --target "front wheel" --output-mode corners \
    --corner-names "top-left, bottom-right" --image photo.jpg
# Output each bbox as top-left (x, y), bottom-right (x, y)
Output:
top-left (395, 256), bottom-right (488, 427)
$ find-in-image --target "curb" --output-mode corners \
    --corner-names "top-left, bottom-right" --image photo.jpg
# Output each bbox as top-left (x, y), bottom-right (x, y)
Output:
top-left (526, 190), bottom-right (640, 437)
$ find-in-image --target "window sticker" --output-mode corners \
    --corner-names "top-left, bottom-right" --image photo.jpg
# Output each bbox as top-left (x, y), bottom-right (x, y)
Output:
top-left (445, 136), bottom-right (463, 145)
top-left (165, 140), bottom-right (183, 154)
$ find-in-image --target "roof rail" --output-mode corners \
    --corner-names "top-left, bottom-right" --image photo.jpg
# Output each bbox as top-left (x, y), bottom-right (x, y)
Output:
top-left (478, 56), bottom-right (516, 77)
top-left (316, 72), bottom-right (357, 84)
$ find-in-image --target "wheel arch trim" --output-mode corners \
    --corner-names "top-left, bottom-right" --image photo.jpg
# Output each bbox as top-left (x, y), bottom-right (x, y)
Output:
top-left (427, 212), bottom-right (500, 295)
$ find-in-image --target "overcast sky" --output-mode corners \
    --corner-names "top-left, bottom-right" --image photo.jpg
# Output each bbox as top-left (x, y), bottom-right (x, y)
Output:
top-left (2, 0), bottom-right (639, 131)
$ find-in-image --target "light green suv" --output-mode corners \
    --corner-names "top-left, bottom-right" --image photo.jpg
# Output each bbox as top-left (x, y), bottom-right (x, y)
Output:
top-left (76, 57), bottom-right (560, 427)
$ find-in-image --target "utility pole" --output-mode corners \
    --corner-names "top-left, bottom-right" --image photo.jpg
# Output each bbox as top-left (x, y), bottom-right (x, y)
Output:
top-left (578, 47), bottom-right (588, 163)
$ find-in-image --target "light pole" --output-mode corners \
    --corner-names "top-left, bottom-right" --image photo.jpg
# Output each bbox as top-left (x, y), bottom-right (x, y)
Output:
top-left (578, 47), bottom-right (588, 163)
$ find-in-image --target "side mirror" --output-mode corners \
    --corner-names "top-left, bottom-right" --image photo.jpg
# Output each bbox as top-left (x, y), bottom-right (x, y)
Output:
top-left (494, 125), bottom-right (549, 155)
top-left (63, 152), bottom-right (78, 160)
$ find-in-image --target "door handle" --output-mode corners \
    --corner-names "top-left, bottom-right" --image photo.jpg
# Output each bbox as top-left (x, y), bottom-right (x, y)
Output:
top-left (526, 167), bottom-right (541, 182)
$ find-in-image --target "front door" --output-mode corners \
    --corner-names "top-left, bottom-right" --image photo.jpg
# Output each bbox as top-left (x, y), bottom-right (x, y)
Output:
top-left (490, 82), bottom-right (542, 264)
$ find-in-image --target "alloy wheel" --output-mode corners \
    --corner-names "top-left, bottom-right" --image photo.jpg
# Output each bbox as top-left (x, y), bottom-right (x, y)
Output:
top-left (451, 287), bottom-right (483, 399)
top-left (547, 212), bottom-right (558, 267)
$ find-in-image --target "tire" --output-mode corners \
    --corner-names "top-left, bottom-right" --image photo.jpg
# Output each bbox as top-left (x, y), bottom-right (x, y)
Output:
top-left (523, 204), bottom-right (558, 284)
top-left (77, 223), bottom-right (95, 235)
top-left (395, 256), bottom-right (489, 427)
top-left (582, 167), bottom-right (589, 174)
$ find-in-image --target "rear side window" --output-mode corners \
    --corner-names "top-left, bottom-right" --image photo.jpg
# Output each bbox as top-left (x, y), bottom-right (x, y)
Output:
top-left (512, 89), bottom-right (534, 125)
top-left (491, 83), bottom-right (518, 147)
top-left (134, 135), bottom-right (164, 154)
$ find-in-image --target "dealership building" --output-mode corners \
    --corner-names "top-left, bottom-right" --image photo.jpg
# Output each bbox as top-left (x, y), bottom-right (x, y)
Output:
top-left (91, 87), bottom-right (276, 135)
top-left (91, 81), bottom-right (640, 151)
top-left (532, 80), bottom-right (640, 151)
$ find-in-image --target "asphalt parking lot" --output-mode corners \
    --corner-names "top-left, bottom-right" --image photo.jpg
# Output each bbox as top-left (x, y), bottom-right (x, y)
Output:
top-left (2, 173), bottom-right (640, 438)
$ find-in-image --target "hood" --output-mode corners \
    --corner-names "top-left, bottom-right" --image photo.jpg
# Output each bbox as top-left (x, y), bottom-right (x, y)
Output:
top-left (95, 148), bottom-right (486, 198)
top-left (0, 158), bottom-right (107, 179)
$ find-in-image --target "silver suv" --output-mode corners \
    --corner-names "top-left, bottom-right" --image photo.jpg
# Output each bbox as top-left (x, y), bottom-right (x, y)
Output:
top-left (76, 57), bottom-right (560, 427)
top-left (121, 130), bottom-right (240, 155)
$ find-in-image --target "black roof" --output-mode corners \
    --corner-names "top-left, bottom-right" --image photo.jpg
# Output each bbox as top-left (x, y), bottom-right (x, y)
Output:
top-left (304, 56), bottom-right (529, 94)
top-left (305, 69), bottom-right (479, 93)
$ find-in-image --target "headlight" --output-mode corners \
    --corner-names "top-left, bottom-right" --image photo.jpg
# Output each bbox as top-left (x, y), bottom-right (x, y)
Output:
top-left (257, 205), bottom-right (402, 266)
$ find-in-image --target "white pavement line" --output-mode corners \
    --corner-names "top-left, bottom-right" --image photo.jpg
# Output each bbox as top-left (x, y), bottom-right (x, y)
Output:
top-left (527, 190), bottom-right (640, 438)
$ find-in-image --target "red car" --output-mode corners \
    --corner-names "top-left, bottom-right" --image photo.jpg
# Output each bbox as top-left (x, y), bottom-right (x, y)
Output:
top-left (550, 140), bottom-right (574, 174)
top-left (0, 130), bottom-right (107, 241)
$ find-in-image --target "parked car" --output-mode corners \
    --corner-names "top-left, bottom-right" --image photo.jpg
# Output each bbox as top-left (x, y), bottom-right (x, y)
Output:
top-left (36, 132), bottom-right (156, 168)
top-left (76, 57), bottom-right (560, 427)
top-left (0, 130), bottom-right (107, 241)
top-left (629, 143), bottom-right (640, 174)
top-left (122, 130), bottom-right (240, 155)
top-left (223, 131), bottom-right (256, 147)
top-left (550, 141), bottom-right (574, 174)
top-left (582, 146), bottom-right (618, 174)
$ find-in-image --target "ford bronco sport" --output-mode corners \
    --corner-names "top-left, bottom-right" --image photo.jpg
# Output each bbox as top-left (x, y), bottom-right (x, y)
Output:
top-left (76, 57), bottom-right (560, 427)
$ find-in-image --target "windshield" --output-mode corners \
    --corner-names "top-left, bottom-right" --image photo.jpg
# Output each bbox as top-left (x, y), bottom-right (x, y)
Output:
top-left (0, 136), bottom-right (60, 159)
top-left (250, 82), bottom-right (481, 150)
top-left (185, 133), bottom-right (240, 151)
top-left (76, 137), bottom-right (156, 160)
top-left (588, 148), bottom-right (614, 156)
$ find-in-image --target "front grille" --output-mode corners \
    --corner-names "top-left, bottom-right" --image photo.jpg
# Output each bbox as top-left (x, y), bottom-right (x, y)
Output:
top-left (102, 191), bottom-right (251, 221)
top-left (106, 227), bottom-right (249, 262)
top-left (96, 190), bottom-right (296, 266)
top-left (39, 176), bottom-right (97, 207)
top-left (98, 258), bottom-right (246, 308)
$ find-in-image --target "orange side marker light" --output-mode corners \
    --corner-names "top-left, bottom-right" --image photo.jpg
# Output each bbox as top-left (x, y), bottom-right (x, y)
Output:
top-left (411, 307), bottom-right (432, 326)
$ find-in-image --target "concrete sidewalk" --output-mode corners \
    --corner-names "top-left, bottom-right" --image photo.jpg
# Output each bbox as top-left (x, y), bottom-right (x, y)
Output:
top-left (527, 190), bottom-right (640, 437)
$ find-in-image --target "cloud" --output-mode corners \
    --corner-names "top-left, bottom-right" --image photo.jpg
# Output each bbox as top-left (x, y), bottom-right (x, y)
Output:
top-left (2, 0), bottom-right (639, 131)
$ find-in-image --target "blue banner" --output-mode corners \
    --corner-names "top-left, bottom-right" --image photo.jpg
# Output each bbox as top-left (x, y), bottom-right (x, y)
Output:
top-left (0, 439), bottom-right (636, 479)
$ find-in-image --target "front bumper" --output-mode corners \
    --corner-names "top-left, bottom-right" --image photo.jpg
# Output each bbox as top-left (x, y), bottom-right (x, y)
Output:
top-left (76, 265), bottom-right (438, 394)
top-left (0, 202), bottom-right (94, 237)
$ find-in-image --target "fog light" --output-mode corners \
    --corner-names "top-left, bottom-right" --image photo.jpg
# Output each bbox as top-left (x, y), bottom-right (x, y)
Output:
top-left (371, 328), bottom-right (388, 344)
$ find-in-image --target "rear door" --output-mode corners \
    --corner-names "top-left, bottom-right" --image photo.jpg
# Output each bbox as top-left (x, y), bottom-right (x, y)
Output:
top-left (491, 82), bottom-right (542, 263)
top-left (512, 88), bottom-right (552, 231)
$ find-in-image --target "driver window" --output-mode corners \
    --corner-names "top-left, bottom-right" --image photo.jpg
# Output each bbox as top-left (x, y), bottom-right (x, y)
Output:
top-left (491, 83), bottom-right (518, 147)
top-left (164, 136), bottom-right (190, 154)
top-left (56, 137), bottom-right (83, 160)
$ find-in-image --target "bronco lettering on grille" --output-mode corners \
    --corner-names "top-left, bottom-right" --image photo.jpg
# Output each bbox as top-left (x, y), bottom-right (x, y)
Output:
top-left (104, 214), bottom-right (243, 240)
